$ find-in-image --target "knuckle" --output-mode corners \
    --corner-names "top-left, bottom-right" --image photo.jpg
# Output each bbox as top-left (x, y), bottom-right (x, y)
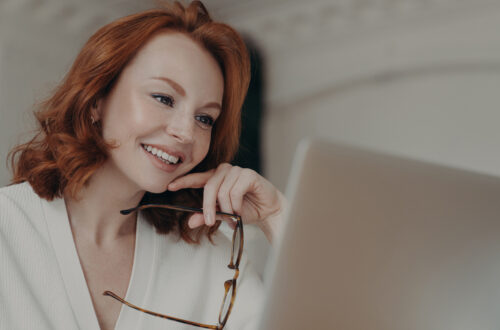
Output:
top-left (204, 172), bottom-right (219, 186)
top-left (230, 166), bottom-right (242, 176)
top-left (203, 181), bottom-right (216, 195)
top-left (217, 162), bottom-right (231, 171)
top-left (242, 168), bottom-right (257, 180)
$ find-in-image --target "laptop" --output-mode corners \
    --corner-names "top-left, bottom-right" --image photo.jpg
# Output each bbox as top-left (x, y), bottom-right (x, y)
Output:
top-left (257, 139), bottom-right (500, 330)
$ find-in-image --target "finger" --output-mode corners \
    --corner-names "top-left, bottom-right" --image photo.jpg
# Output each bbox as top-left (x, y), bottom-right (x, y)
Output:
top-left (187, 213), bottom-right (205, 229)
top-left (203, 163), bottom-right (232, 226)
top-left (230, 169), bottom-right (258, 215)
top-left (217, 166), bottom-right (242, 216)
top-left (167, 170), bottom-right (215, 191)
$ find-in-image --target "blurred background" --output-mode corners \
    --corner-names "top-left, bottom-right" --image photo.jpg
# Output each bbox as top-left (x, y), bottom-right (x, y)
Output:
top-left (1, 0), bottom-right (500, 276)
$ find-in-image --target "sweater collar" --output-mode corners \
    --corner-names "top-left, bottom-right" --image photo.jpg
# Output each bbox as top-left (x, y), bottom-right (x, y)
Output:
top-left (41, 195), bottom-right (157, 330)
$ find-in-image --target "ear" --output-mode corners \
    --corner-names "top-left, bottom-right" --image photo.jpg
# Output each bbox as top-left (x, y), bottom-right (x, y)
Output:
top-left (91, 99), bottom-right (103, 121)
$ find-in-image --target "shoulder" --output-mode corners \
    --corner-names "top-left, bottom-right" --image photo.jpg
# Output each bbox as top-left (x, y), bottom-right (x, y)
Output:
top-left (0, 181), bottom-right (47, 233)
top-left (0, 181), bottom-right (41, 212)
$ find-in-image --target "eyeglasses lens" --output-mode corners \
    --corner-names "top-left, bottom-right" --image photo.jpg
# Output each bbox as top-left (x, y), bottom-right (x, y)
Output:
top-left (232, 226), bottom-right (241, 265)
top-left (219, 281), bottom-right (235, 324)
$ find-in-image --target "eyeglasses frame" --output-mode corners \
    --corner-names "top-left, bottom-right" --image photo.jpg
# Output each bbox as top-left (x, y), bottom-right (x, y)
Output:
top-left (103, 203), bottom-right (244, 330)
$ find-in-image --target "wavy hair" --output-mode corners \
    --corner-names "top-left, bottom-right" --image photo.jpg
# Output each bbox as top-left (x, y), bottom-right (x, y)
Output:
top-left (7, 1), bottom-right (251, 244)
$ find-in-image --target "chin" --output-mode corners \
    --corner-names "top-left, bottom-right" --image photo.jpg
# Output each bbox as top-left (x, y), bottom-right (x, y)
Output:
top-left (134, 177), bottom-right (168, 194)
top-left (142, 183), bottom-right (169, 194)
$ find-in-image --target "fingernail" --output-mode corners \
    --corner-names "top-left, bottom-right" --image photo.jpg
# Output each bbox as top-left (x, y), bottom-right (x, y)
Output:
top-left (205, 213), bottom-right (213, 226)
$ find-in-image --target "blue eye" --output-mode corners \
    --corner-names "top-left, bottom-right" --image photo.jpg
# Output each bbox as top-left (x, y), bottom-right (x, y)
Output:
top-left (196, 114), bottom-right (215, 127)
top-left (152, 94), bottom-right (175, 107)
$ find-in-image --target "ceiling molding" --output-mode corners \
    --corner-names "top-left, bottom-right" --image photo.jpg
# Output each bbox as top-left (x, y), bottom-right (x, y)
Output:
top-left (219, 0), bottom-right (499, 54)
top-left (2, 0), bottom-right (496, 49)
top-left (0, 0), bottom-right (153, 33)
top-left (260, 2), bottom-right (500, 111)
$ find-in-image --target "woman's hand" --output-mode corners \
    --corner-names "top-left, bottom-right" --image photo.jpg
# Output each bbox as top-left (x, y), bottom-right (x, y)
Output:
top-left (167, 163), bottom-right (287, 243)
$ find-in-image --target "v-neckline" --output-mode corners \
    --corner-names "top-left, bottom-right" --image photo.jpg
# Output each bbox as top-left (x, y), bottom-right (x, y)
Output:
top-left (42, 196), bottom-right (157, 330)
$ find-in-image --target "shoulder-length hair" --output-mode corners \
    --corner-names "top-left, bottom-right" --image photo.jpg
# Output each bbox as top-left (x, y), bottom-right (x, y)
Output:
top-left (8, 1), bottom-right (251, 244)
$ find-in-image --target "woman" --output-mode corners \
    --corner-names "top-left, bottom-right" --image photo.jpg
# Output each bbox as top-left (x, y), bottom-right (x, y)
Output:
top-left (0, 1), bottom-right (285, 329)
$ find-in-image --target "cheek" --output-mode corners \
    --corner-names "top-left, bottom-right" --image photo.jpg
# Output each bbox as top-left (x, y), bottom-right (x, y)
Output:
top-left (102, 99), bottom-right (161, 144)
top-left (193, 131), bottom-right (212, 163)
top-left (102, 119), bottom-right (143, 148)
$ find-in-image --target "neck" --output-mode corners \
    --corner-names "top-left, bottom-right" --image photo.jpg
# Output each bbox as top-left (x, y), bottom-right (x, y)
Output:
top-left (63, 161), bottom-right (145, 247)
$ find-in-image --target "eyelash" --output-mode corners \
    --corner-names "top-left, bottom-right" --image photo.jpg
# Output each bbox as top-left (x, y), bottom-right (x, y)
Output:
top-left (195, 114), bottom-right (215, 128)
top-left (152, 94), bottom-right (215, 128)
top-left (152, 94), bottom-right (175, 107)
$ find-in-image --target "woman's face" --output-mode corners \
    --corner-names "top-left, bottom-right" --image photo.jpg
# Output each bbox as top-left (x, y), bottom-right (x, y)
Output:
top-left (95, 32), bottom-right (224, 193)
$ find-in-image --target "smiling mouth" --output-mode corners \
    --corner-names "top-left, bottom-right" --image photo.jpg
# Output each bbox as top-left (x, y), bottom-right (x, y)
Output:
top-left (141, 144), bottom-right (183, 165)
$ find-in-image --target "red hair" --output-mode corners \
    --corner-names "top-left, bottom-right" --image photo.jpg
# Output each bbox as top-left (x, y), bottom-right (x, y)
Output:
top-left (8, 1), bottom-right (250, 243)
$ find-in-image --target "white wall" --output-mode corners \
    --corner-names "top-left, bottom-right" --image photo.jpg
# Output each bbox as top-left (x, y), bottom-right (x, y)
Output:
top-left (249, 1), bottom-right (500, 191)
top-left (0, 0), bottom-right (152, 186)
top-left (265, 69), bottom-right (500, 190)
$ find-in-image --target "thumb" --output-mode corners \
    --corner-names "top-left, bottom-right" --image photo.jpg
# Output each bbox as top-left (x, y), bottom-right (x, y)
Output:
top-left (187, 213), bottom-right (205, 228)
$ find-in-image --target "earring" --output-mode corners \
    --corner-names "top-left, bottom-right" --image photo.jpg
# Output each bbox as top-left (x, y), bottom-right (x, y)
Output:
top-left (91, 115), bottom-right (97, 125)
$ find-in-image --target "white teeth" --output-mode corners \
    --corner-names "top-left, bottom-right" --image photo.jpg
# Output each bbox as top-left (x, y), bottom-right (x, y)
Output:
top-left (142, 144), bottom-right (180, 165)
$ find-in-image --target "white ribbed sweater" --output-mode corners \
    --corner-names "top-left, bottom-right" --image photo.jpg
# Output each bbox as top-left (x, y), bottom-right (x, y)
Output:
top-left (0, 182), bottom-right (263, 330)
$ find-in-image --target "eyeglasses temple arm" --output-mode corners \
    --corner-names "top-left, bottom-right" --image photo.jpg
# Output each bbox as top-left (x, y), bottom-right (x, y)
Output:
top-left (103, 291), bottom-right (220, 329)
top-left (120, 204), bottom-right (241, 220)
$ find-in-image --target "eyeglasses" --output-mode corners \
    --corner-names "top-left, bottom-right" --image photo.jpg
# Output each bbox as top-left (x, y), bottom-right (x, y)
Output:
top-left (103, 203), bottom-right (244, 330)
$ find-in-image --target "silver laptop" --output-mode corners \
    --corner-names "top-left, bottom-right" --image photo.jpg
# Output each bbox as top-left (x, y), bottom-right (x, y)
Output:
top-left (258, 139), bottom-right (500, 330)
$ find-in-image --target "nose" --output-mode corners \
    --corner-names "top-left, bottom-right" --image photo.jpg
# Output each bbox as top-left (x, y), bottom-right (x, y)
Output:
top-left (166, 110), bottom-right (195, 144)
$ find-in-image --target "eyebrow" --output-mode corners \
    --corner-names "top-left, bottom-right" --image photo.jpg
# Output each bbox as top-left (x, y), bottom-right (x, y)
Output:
top-left (152, 76), bottom-right (222, 111)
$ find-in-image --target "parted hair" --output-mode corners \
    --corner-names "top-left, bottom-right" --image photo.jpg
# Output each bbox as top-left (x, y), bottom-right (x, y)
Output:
top-left (7, 1), bottom-right (251, 243)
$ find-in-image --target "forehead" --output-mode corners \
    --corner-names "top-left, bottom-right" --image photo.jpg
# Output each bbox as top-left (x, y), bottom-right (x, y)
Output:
top-left (124, 31), bottom-right (224, 100)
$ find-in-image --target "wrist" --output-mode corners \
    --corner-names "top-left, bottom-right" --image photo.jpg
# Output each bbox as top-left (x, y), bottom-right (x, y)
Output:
top-left (258, 190), bottom-right (288, 244)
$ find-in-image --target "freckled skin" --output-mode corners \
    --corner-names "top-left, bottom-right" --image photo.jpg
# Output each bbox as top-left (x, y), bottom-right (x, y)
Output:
top-left (96, 32), bottom-right (224, 194)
